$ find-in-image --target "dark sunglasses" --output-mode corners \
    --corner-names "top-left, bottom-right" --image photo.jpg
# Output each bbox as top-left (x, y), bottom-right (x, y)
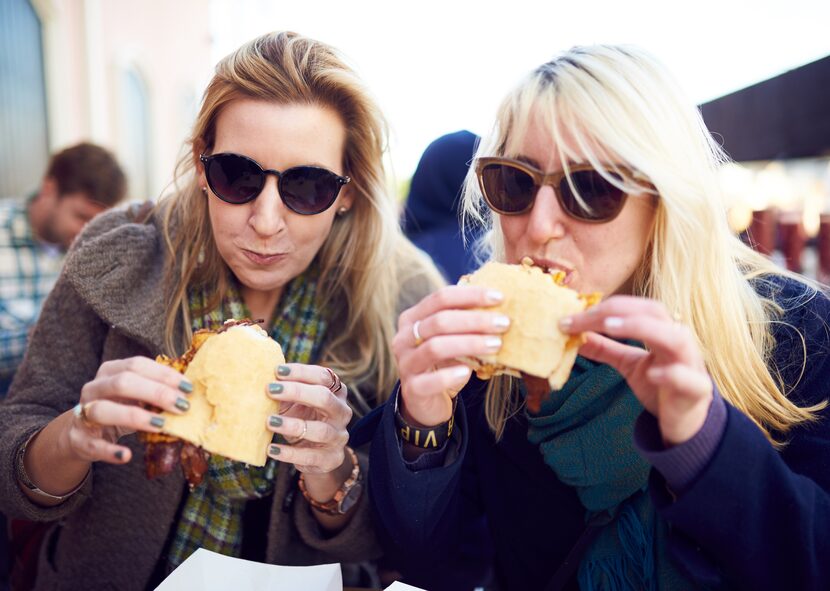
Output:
top-left (475, 157), bottom-right (633, 223)
top-left (200, 152), bottom-right (350, 215)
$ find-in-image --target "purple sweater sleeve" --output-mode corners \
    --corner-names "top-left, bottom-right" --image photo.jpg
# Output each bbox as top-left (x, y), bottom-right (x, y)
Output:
top-left (633, 387), bottom-right (727, 495)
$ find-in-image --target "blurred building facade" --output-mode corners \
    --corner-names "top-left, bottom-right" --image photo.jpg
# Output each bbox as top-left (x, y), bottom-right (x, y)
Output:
top-left (701, 55), bottom-right (830, 281)
top-left (0, 0), bottom-right (212, 202)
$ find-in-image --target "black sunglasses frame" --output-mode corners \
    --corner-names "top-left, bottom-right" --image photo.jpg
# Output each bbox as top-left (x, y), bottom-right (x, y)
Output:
top-left (474, 157), bottom-right (632, 223)
top-left (200, 152), bottom-right (351, 215)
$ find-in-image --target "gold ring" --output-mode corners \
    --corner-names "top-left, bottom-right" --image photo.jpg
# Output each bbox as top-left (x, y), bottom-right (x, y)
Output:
top-left (412, 320), bottom-right (424, 346)
top-left (73, 401), bottom-right (98, 429)
top-left (325, 367), bottom-right (343, 393)
top-left (298, 420), bottom-right (308, 441)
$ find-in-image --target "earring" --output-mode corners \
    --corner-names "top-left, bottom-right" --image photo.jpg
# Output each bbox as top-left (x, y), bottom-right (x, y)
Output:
top-left (337, 207), bottom-right (348, 216)
top-left (201, 186), bottom-right (207, 195)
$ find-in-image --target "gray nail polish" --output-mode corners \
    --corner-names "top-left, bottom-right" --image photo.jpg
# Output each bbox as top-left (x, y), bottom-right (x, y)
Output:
top-left (269, 444), bottom-right (281, 455)
top-left (269, 415), bottom-right (283, 428)
top-left (268, 382), bottom-right (284, 394)
top-left (179, 380), bottom-right (194, 394)
top-left (150, 416), bottom-right (165, 429)
top-left (175, 397), bottom-right (190, 411)
top-left (277, 365), bottom-right (290, 376)
top-left (114, 450), bottom-right (124, 461)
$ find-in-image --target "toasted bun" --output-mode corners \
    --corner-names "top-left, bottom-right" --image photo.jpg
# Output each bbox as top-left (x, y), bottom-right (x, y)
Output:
top-left (158, 322), bottom-right (285, 466)
top-left (459, 259), bottom-right (599, 389)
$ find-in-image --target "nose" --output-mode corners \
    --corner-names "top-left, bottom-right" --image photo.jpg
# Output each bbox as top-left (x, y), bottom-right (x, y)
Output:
top-left (248, 175), bottom-right (287, 237)
top-left (525, 184), bottom-right (566, 243)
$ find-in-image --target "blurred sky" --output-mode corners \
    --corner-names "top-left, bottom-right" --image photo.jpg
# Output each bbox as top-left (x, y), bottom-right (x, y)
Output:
top-left (210, 0), bottom-right (830, 183)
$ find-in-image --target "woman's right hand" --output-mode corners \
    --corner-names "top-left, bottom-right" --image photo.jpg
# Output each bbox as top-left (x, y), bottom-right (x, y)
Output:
top-left (66, 357), bottom-right (193, 464)
top-left (392, 285), bottom-right (510, 427)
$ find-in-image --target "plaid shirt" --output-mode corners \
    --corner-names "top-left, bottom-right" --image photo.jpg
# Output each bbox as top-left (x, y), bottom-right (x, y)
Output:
top-left (0, 198), bottom-right (64, 393)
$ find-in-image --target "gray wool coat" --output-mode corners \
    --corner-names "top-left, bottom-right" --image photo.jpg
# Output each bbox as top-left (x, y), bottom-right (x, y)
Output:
top-left (0, 206), bottom-right (437, 590)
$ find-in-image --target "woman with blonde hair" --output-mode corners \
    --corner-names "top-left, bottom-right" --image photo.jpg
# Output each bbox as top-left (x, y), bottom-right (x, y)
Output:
top-left (0, 31), bottom-right (441, 589)
top-left (359, 45), bottom-right (830, 590)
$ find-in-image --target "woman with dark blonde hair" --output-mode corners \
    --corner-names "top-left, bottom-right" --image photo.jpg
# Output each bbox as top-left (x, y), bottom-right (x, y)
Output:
top-left (360, 45), bottom-right (830, 590)
top-left (0, 31), bottom-right (442, 589)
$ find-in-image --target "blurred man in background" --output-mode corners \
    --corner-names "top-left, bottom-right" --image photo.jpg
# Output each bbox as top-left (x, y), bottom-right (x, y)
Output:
top-left (0, 142), bottom-right (127, 396)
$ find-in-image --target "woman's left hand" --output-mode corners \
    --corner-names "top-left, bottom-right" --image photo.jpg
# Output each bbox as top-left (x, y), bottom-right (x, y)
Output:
top-left (561, 295), bottom-right (713, 446)
top-left (264, 363), bottom-right (352, 474)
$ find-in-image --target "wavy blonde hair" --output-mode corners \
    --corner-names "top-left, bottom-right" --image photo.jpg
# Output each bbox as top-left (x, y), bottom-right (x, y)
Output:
top-left (463, 44), bottom-right (826, 443)
top-left (158, 31), bottom-right (442, 404)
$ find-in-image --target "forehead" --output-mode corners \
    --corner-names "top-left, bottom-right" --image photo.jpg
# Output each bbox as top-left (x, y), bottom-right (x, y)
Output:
top-left (211, 99), bottom-right (346, 166)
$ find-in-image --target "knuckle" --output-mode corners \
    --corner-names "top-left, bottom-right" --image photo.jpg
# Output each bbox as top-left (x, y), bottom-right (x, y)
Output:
top-left (128, 406), bottom-right (146, 427)
top-left (111, 373), bottom-right (131, 394)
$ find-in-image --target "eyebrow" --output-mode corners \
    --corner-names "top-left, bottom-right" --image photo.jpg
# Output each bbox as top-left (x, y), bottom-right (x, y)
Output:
top-left (514, 154), bottom-right (542, 169)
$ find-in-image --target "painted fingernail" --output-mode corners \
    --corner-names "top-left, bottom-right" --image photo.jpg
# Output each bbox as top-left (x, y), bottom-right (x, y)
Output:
top-left (604, 317), bottom-right (624, 329)
top-left (178, 380), bottom-right (193, 394)
top-left (269, 444), bottom-right (281, 456)
top-left (486, 290), bottom-right (504, 303)
top-left (150, 416), bottom-right (165, 429)
top-left (114, 450), bottom-right (124, 461)
top-left (268, 382), bottom-right (284, 395)
top-left (269, 415), bottom-right (283, 428)
top-left (277, 365), bottom-right (291, 376)
top-left (485, 337), bottom-right (502, 351)
top-left (493, 315), bottom-right (511, 328)
top-left (175, 397), bottom-right (190, 411)
top-left (559, 317), bottom-right (573, 329)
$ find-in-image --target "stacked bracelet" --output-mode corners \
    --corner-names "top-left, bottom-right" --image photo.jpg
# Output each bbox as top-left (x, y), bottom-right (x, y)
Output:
top-left (394, 395), bottom-right (457, 449)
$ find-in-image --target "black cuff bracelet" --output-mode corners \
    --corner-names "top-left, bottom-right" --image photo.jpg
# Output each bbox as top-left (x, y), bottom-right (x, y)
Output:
top-left (394, 394), bottom-right (458, 449)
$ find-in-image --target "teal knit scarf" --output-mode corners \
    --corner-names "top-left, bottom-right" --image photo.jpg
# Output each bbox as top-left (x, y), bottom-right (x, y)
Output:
top-left (167, 264), bottom-right (327, 569)
top-left (526, 355), bottom-right (693, 590)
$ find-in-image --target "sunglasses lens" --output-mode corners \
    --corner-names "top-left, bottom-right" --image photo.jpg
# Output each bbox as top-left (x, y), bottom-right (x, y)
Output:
top-left (206, 154), bottom-right (263, 203)
top-left (280, 167), bottom-right (342, 215)
top-left (480, 163), bottom-right (536, 214)
top-left (559, 170), bottom-right (626, 222)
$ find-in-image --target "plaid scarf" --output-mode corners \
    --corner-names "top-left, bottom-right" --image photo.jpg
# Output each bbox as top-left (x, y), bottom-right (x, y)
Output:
top-left (167, 264), bottom-right (327, 569)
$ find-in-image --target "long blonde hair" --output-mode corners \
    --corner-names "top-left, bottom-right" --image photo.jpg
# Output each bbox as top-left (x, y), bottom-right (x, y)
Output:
top-left (159, 31), bottom-right (442, 403)
top-left (463, 44), bottom-right (826, 443)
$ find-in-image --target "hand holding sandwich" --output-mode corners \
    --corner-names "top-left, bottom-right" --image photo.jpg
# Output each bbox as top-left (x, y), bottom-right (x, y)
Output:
top-left (393, 285), bottom-right (510, 428)
top-left (560, 295), bottom-right (713, 446)
top-left (19, 356), bottom-right (192, 505)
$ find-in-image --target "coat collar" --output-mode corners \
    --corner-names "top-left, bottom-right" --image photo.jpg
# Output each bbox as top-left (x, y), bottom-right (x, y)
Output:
top-left (63, 207), bottom-right (177, 354)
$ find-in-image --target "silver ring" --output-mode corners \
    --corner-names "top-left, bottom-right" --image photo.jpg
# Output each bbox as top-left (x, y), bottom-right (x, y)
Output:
top-left (412, 320), bottom-right (424, 346)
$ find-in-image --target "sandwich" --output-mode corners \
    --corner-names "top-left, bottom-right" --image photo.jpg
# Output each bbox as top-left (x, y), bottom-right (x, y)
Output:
top-left (140, 320), bottom-right (284, 488)
top-left (458, 258), bottom-right (600, 412)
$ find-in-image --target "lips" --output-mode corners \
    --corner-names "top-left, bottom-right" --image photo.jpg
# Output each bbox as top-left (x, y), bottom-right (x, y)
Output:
top-left (242, 249), bottom-right (288, 265)
top-left (530, 256), bottom-right (575, 285)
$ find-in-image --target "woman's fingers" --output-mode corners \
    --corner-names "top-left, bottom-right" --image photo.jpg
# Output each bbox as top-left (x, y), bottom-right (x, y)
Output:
top-left (267, 442), bottom-right (345, 474)
top-left (578, 332), bottom-right (648, 374)
top-left (82, 359), bottom-right (193, 415)
top-left (79, 399), bottom-right (168, 435)
top-left (267, 378), bottom-right (352, 425)
top-left (646, 363), bottom-right (713, 402)
top-left (398, 285), bottom-right (505, 333)
top-left (564, 309), bottom-right (699, 367)
top-left (67, 426), bottom-right (133, 464)
top-left (267, 415), bottom-right (348, 447)
top-left (397, 334), bottom-right (502, 378)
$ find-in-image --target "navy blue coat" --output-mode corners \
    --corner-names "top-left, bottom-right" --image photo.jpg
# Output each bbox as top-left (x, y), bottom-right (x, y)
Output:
top-left (353, 278), bottom-right (830, 590)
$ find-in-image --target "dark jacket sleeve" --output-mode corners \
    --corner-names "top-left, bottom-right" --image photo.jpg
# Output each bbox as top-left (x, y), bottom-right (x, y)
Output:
top-left (652, 284), bottom-right (830, 590)
top-left (363, 386), bottom-right (490, 591)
